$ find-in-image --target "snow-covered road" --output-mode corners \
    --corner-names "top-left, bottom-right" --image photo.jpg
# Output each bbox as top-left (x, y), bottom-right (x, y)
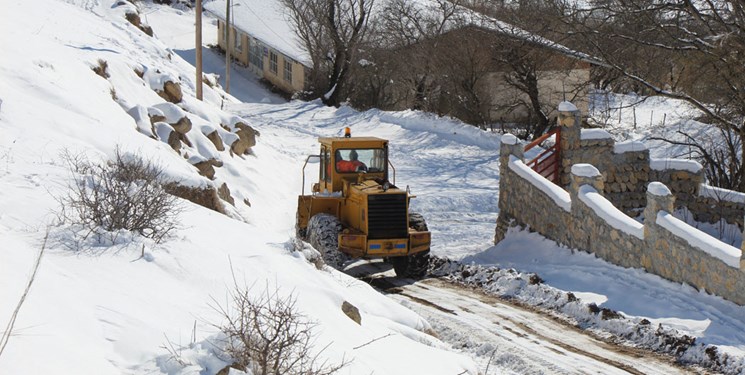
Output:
top-left (349, 262), bottom-right (692, 374)
top-left (393, 279), bottom-right (689, 375)
top-left (227, 94), bottom-right (745, 374)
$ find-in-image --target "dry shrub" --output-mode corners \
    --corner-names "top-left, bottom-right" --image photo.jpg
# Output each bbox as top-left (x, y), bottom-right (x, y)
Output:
top-left (212, 283), bottom-right (348, 375)
top-left (93, 59), bottom-right (110, 79)
top-left (58, 148), bottom-right (181, 244)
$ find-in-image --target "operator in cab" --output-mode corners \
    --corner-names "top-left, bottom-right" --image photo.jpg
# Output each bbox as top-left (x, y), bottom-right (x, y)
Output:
top-left (336, 150), bottom-right (367, 172)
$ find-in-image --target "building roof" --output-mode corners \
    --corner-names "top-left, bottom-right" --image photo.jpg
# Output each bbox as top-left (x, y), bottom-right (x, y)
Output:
top-left (204, 0), bottom-right (312, 67)
top-left (404, 0), bottom-right (604, 66)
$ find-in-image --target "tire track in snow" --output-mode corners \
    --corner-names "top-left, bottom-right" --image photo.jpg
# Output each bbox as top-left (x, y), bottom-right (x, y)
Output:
top-left (366, 274), bottom-right (694, 375)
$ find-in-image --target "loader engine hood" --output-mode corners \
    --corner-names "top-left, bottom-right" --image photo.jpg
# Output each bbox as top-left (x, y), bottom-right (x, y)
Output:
top-left (343, 178), bottom-right (408, 240)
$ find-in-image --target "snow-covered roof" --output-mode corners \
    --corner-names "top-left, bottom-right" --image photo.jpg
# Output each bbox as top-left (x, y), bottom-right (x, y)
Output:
top-left (204, 0), bottom-right (312, 66)
top-left (404, 0), bottom-right (602, 65)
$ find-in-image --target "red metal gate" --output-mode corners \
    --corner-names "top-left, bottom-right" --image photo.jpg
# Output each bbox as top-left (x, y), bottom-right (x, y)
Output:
top-left (524, 128), bottom-right (561, 184)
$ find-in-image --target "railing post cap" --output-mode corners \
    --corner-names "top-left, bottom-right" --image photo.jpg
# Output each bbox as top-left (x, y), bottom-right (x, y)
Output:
top-left (647, 181), bottom-right (672, 197)
top-left (558, 101), bottom-right (578, 112)
top-left (501, 134), bottom-right (519, 145)
top-left (571, 163), bottom-right (601, 178)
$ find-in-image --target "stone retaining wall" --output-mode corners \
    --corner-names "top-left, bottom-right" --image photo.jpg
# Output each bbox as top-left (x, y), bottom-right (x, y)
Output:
top-left (495, 137), bottom-right (573, 245)
top-left (496, 105), bottom-right (745, 305)
top-left (558, 107), bottom-right (743, 228)
top-left (566, 168), bottom-right (646, 269)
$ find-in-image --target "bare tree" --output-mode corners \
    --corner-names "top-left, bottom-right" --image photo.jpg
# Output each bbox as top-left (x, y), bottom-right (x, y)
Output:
top-left (378, 0), bottom-right (463, 111)
top-left (560, 0), bottom-right (745, 190)
top-left (211, 282), bottom-right (348, 375)
top-left (283, 0), bottom-right (374, 107)
top-left (433, 26), bottom-right (493, 126)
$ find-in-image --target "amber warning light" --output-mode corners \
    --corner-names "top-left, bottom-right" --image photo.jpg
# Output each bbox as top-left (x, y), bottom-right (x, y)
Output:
top-left (344, 127), bottom-right (351, 138)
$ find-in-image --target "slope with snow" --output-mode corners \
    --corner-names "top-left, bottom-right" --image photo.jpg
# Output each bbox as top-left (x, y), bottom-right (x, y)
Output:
top-left (0, 1), bottom-right (477, 374)
top-left (3, 1), bottom-right (745, 375)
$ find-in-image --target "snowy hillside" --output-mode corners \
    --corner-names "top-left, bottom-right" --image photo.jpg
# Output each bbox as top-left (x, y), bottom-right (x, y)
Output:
top-left (3, 1), bottom-right (745, 374)
top-left (0, 1), bottom-right (476, 374)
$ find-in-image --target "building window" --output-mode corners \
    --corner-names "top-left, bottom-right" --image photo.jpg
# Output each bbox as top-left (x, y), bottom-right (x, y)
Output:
top-left (284, 60), bottom-right (292, 83)
top-left (269, 51), bottom-right (278, 74)
top-left (233, 28), bottom-right (242, 53)
top-left (249, 41), bottom-right (263, 69)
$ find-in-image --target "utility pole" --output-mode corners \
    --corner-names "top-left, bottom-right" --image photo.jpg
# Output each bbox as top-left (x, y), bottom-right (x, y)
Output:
top-left (196, 0), bottom-right (203, 100)
top-left (225, 0), bottom-right (231, 94)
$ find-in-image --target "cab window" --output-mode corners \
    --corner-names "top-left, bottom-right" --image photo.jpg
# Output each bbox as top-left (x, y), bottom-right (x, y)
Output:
top-left (335, 148), bottom-right (386, 173)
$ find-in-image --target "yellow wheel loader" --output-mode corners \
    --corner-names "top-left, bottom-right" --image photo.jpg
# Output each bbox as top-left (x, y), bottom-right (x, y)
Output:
top-left (296, 129), bottom-right (431, 277)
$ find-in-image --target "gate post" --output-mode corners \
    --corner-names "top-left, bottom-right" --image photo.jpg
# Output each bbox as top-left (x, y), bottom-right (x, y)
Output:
top-left (557, 101), bottom-right (581, 187)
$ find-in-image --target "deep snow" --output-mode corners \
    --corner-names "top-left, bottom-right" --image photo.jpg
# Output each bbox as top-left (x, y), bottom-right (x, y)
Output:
top-left (2, 1), bottom-right (745, 374)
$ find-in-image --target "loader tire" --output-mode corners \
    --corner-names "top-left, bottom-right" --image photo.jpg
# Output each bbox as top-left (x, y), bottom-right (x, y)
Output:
top-left (307, 213), bottom-right (347, 269)
top-left (408, 212), bottom-right (428, 232)
top-left (390, 250), bottom-right (430, 279)
top-left (387, 212), bottom-right (430, 278)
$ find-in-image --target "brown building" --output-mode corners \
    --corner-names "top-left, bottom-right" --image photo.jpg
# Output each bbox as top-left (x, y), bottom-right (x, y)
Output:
top-left (385, 22), bottom-right (593, 125)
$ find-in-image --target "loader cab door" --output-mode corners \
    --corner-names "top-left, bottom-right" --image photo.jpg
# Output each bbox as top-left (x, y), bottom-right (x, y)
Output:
top-left (318, 146), bottom-right (333, 193)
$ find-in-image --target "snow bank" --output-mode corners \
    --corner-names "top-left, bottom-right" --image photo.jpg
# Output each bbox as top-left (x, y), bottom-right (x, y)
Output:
top-left (650, 158), bottom-right (703, 173)
top-left (581, 129), bottom-right (613, 140)
top-left (578, 185), bottom-right (644, 239)
top-left (656, 212), bottom-right (741, 268)
top-left (699, 184), bottom-right (745, 204)
top-left (376, 109), bottom-right (502, 150)
top-left (509, 156), bottom-right (571, 211)
top-left (614, 140), bottom-right (647, 154)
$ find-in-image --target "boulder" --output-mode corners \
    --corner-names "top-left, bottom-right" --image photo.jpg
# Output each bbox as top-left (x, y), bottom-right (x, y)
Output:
top-left (341, 301), bottom-right (361, 325)
top-left (124, 11), bottom-right (153, 37)
top-left (164, 184), bottom-right (225, 214)
top-left (126, 105), bottom-right (155, 138)
top-left (193, 161), bottom-right (215, 180)
top-left (230, 122), bottom-right (259, 155)
top-left (157, 80), bottom-right (183, 103)
top-left (171, 116), bottom-right (192, 134)
top-left (216, 362), bottom-right (245, 375)
top-left (218, 182), bottom-right (235, 206)
top-left (177, 132), bottom-right (193, 148)
top-left (154, 122), bottom-right (180, 152)
top-left (147, 106), bottom-right (166, 125)
top-left (206, 130), bottom-right (225, 151)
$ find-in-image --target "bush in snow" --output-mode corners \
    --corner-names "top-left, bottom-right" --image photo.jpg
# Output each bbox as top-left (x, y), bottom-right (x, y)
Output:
top-left (211, 283), bottom-right (348, 375)
top-left (57, 148), bottom-right (181, 244)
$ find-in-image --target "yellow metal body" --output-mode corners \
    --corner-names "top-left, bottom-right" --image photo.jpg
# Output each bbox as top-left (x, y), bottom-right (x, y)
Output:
top-left (297, 136), bottom-right (431, 259)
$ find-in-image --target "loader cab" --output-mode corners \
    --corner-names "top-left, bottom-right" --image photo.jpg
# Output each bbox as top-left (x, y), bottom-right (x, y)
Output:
top-left (316, 137), bottom-right (389, 194)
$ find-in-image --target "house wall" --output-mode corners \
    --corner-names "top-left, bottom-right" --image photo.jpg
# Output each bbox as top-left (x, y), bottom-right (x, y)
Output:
top-left (216, 20), bottom-right (306, 95)
top-left (485, 67), bottom-right (590, 124)
top-left (495, 106), bottom-right (745, 306)
top-left (217, 21), bottom-right (248, 64)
